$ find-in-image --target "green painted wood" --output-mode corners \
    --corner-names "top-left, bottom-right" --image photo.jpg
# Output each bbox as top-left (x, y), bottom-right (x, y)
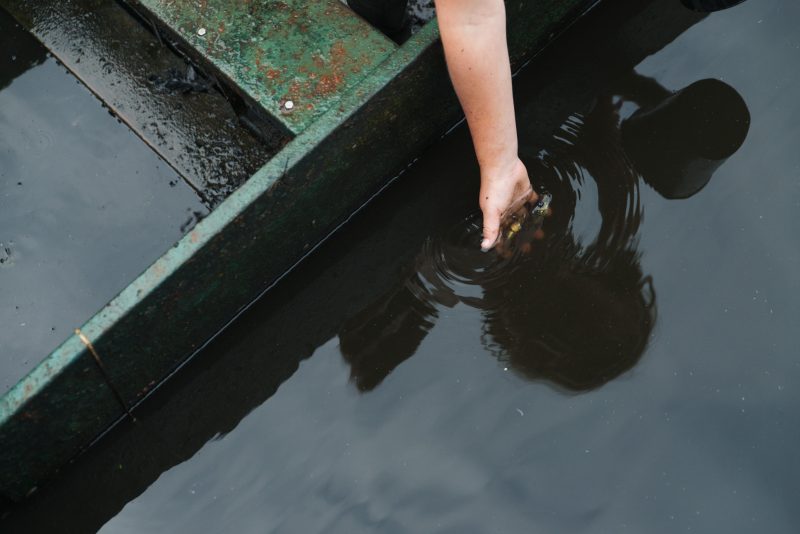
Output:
top-left (127, 0), bottom-right (398, 135)
top-left (0, 0), bottom-right (597, 501)
top-left (0, 336), bottom-right (126, 499)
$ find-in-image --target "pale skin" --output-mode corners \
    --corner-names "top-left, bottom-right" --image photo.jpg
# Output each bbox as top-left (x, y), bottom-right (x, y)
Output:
top-left (435, 0), bottom-right (537, 250)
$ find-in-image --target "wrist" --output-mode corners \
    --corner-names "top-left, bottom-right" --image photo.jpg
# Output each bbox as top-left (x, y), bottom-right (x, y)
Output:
top-left (480, 155), bottom-right (524, 182)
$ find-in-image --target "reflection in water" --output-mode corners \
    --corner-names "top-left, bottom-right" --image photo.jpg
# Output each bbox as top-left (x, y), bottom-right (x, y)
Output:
top-left (340, 74), bottom-right (750, 393)
top-left (621, 77), bottom-right (750, 199)
top-left (681, 0), bottom-right (748, 12)
top-left (0, 8), bottom-right (46, 92)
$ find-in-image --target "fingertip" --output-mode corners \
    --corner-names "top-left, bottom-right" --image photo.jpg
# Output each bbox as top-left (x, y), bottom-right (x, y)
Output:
top-left (481, 229), bottom-right (500, 251)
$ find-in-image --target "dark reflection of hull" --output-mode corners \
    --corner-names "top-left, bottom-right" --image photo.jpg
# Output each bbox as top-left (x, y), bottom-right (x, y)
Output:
top-left (0, 8), bottom-right (46, 92)
top-left (2, 1), bottom-right (719, 531)
top-left (681, 0), bottom-right (748, 12)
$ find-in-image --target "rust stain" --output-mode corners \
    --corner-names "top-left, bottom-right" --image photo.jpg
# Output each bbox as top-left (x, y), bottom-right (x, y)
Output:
top-left (284, 40), bottom-right (354, 103)
top-left (152, 262), bottom-right (166, 277)
top-left (315, 73), bottom-right (344, 96)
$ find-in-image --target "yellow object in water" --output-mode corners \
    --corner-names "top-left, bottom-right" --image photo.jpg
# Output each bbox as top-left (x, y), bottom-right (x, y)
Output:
top-left (507, 221), bottom-right (522, 240)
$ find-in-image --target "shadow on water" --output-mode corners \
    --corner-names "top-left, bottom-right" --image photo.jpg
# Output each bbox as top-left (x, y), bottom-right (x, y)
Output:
top-left (681, 0), bottom-right (748, 12)
top-left (0, 8), bottom-right (45, 91)
top-left (341, 74), bottom-right (749, 393)
top-left (2, 0), bottom-right (755, 531)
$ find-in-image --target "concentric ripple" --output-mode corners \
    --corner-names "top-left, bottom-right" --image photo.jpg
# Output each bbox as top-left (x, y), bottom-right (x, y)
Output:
top-left (411, 197), bottom-right (552, 309)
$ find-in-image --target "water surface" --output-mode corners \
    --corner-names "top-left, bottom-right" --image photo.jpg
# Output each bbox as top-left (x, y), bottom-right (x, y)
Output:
top-left (0, 8), bottom-right (207, 394)
top-left (6, 0), bottom-right (800, 531)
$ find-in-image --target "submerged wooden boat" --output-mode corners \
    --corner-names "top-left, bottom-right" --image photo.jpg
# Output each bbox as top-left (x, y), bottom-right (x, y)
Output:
top-left (0, 0), bottom-right (595, 500)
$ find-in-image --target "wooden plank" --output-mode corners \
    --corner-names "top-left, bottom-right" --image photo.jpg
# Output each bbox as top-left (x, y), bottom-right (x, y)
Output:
top-left (128, 0), bottom-right (398, 134)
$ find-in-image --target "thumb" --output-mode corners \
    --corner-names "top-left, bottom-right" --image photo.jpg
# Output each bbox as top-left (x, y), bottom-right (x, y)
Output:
top-left (481, 209), bottom-right (501, 252)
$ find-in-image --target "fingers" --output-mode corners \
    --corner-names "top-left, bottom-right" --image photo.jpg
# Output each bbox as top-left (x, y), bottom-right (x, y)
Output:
top-left (502, 185), bottom-right (534, 220)
top-left (477, 158), bottom-right (536, 252)
top-left (481, 209), bottom-right (501, 252)
top-left (482, 187), bottom-right (534, 252)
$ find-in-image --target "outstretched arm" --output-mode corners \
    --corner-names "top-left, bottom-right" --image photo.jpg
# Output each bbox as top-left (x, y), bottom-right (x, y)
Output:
top-left (435, 0), bottom-right (535, 250)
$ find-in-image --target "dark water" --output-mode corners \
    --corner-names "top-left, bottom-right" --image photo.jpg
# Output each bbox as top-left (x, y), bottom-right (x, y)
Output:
top-left (6, 0), bottom-right (800, 531)
top-left (0, 9), bottom-right (207, 394)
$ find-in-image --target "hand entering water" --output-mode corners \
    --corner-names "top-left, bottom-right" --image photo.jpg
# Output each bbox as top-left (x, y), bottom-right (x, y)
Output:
top-left (479, 158), bottom-right (537, 251)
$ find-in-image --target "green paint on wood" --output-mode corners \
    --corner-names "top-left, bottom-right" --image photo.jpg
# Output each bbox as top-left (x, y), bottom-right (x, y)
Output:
top-left (128, 0), bottom-right (397, 134)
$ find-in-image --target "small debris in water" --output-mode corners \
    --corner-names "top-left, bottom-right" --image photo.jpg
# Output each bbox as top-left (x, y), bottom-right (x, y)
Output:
top-left (197, 27), bottom-right (207, 36)
top-left (180, 209), bottom-right (207, 234)
top-left (516, 408), bottom-right (524, 416)
top-left (408, 0), bottom-right (435, 34)
top-left (0, 243), bottom-right (14, 266)
top-left (149, 65), bottom-right (211, 94)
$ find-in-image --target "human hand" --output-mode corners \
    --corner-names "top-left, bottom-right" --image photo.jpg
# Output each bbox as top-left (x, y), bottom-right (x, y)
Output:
top-left (479, 158), bottom-right (538, 251)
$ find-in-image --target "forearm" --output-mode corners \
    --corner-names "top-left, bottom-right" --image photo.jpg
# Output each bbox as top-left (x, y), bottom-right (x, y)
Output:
top-left (435, 0), bottom-right (518, 176)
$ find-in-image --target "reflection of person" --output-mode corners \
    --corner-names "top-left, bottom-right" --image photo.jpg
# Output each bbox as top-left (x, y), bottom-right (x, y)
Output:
top-left (350, 0), bottom-right (536, 251)
top-left (619, 76), bottom-right (750, 199)
top-left (340, 94), bottom-right (652, 393)
top-left (338, 73), bottom-right (749, 393)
